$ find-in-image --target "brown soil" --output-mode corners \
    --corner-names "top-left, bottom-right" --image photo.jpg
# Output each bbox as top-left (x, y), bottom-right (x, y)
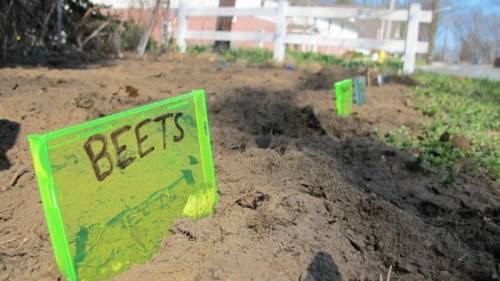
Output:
top-left (0, 54), bottom-right (499, 281)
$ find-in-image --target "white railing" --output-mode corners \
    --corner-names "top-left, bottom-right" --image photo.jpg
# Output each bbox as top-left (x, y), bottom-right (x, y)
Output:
top-left (176, 1), bottom-right (432, 74)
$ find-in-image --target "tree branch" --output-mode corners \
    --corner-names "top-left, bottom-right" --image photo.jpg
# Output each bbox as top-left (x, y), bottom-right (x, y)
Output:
top-left (136, 0), bottom-right (162, 56)
top-left (40, 1), bottom-right (57, 42)
top-left (13, 0), bottom-right (46, 31)
top-left (81, 21), bottom-right (109, 48)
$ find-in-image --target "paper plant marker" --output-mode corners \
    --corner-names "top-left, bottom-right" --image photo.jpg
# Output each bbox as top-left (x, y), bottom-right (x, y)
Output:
top-left (354, 76), bottom-right (367, 105)
top-left (28, 90), bottom-right (217, 281)
top-left (334, 79), bottom-right (353, 116)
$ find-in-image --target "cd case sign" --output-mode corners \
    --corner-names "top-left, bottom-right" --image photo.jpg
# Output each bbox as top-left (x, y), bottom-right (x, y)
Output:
top-left (28, 90), bottom-right (217, 280)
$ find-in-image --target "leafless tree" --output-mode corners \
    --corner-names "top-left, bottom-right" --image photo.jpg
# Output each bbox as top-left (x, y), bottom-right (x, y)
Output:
top-left (0, 0), bottom-right (107, 60)
top-left (450, 8), bottom-right (500, 63)
top-left (137, 0), bottom-right (162, 56)
top-left (214, 0), bottom-right (236, 51)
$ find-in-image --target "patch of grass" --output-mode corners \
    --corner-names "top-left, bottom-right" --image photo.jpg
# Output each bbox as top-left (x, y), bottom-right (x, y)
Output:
top-left (219, 48), bottom-right (273, 64)
top-left (386, 73), bottom-right (500, 179)
top-left (286, 50), bottom-right (402, 72)
top-left (186, 45), bottom-right (213, 55)
top-left (415, 58), bottom-right (427, 67)
top-left (183, 45), bottom-right (403, 71)
top-left (185, 46), bottom-right (273, 64)
top-left (182, 46), bottom-right (497, 179)
top-left (286, 50), bottom-right (342, 65)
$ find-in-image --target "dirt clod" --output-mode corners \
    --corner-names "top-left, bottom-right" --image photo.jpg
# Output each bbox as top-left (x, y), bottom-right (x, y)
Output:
top-left (125, 85), bottom-right (139, 97)
top-left (236, 191), bottom-right (267, 210)
top-left (450, 134), bottom-right (471, 150)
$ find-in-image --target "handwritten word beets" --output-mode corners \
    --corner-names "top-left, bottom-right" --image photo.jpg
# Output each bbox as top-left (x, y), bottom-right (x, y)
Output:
top-left (84, 112), bottom-right (185, 181)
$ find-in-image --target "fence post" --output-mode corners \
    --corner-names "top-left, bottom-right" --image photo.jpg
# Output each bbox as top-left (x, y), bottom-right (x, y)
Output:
top-left (257, 29), bottom-right (264, 49)
top-left (273, 1), bottom-right (288, 62)
top-left (403, 3), bottom-right (420, 74)
top-left (177, 5), bottom-right (188, 53)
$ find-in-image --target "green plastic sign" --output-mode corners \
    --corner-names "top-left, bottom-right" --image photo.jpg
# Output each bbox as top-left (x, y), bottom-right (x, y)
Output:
top-left (334, 79), bottom-right (353, 116)
top-left (354, 76), bottom-right (367, 105)
top-left (28, 90), bottom-right (217, 281)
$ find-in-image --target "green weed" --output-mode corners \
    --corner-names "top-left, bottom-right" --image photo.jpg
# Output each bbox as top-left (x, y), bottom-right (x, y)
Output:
top-left (184, 45), bottom-right (403, 71)
top-left (186, 45), bottom-right (212, 55)
top-left (182, 46), bottom-right (498, 179)
top-left (219, 48), bottom-right (273, 64)
top-left (387, 73), bottom-right (500, 179)
top-left (286, 50), bottom-right (402, 72)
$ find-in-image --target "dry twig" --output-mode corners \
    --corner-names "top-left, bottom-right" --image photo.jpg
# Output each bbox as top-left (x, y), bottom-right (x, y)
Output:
top-left (0, 236), bottom-right (23, 245)
top-left (0, 207), bottom-right (12, 213)
top-left (1, 167), bottom-right (29, 192)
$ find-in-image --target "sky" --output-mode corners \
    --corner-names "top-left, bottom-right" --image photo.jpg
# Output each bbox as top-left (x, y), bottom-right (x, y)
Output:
top-left (433, 0), bottom-right (500, 52)
top-left (90, 0), bottom-right (500, 54)
top-left (90, 0), bottom-right (500, 17)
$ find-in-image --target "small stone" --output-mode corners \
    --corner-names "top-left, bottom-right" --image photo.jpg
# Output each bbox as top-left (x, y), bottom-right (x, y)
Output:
top-left (396, 261), bottom-right (418, 273)
top-left (423, 239), bottom-right (433, 249)
top-left (384, 253), bottom-right (396, 267)
top-left (439, 271), bottom-right (451, 279)
top-left (299, 270), bottom-right (316, 281)
top-left (418, 267), bottom-right (431, 278)
top-left (366, 235), bottom-right (375, 244)
top-left (391, 164), bottom-right (399, 175)
top-left (434, 243), bottom-right (445, 256)
top-left (324, 201), bottom-right (345, 221)
top-left (375, 241), bottom-right (385, 251)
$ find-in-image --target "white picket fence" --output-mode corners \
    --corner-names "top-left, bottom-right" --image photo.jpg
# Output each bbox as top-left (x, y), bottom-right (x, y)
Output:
top-left (176, 2), bottom-right (432, 74)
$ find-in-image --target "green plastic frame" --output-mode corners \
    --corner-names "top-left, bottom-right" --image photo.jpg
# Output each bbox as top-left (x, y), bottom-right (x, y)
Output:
top-left (28, 90), bottom-right (217, 280)
top-left (334, 79), bottom-right (353, 116)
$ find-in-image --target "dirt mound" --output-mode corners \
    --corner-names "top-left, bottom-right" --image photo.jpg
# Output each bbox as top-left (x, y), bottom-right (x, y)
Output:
top-left (0, 55), bottom-right (498, 281)
top-left (210, 87), bottom-right (325, 152)
top-left (302, 66), bottom-right (361, 90)
top-left (391, 75), bottom-right (421, 87)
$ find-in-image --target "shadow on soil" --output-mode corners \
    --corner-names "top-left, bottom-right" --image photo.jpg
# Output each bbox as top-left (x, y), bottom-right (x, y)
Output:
top-left (209, 84), bottom-right (500, 280)
top-left (0, 50), bottom-right (113, 69)
top-left (305, 252), bottom-right (341, 281)
top-left (0, 119), bottom-right (20, 171)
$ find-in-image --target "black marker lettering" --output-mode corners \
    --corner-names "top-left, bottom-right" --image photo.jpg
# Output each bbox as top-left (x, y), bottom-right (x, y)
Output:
top-left (135, 118), bottom-right (155, 158)
top-left (84, 134), bottom-right (113, 181)
top-left (153, 113), bottom-right (173, 149)
top-left (173, 112), bottom-right (184, 142)
top-left (111, 125), bottom-right (135, 169)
